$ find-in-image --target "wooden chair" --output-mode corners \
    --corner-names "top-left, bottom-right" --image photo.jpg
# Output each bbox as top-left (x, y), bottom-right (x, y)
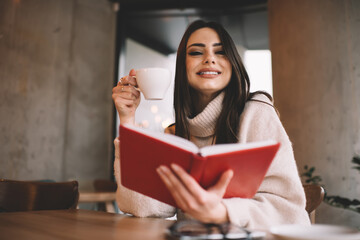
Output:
top-left (94, 179), bottom-right (117, 193)
top-left (303, 184), bottom-right (325, 223)
top-left (0, 179), bottom-right (79, 212)
top-left (93, 179), bottom-right (117, 213)
top-left (78, 179), bottom-right (117, 213)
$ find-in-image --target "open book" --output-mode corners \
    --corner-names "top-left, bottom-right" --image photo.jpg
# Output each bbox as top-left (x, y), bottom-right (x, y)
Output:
top-left (119, 124), bottom-right (280, 207)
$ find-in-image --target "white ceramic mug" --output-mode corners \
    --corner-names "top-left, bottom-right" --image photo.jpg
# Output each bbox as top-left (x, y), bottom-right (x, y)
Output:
top-left (135, 68), bottom-right (171, 100)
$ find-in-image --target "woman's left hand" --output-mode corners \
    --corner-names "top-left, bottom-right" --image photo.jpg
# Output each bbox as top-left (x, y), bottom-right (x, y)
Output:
top-left (156, 164), bottom-right (233, 223)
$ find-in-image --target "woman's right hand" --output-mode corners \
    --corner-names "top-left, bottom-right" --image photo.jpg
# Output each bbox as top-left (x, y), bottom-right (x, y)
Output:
top-left (112, 69), bottom-right (141, 125)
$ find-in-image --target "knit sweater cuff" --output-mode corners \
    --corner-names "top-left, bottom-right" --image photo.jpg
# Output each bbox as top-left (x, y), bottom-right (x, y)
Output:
top-left (223, 198), bottom-right (250, 227)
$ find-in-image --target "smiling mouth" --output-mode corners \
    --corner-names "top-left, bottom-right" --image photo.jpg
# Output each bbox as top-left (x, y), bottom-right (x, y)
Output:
top-left (197, 71), bottom-right (221, 75)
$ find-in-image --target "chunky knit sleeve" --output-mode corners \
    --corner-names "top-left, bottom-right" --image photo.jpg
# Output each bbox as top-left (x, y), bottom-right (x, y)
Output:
top-left (222, 94), bottom-right (310, 229)
top-left (113, 138), bottom-right (176, 218)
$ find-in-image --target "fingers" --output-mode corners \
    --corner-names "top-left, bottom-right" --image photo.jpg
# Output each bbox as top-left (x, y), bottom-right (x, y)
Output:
top-left (113, 84), bottom-right (140, 100)
top-left (113, 69), bottom-right (140, 101)
top-left (157, 164), bottom-right (212, 210)
top-left (118, 75), bottom-right (138, 88)
top-left (156, 165), bottom-right (190, 208)
top-left (209, 169), bottom-right (233, 197)
top-left (117, 69), bottom-right (138, 87)
top-left (170, 164), bottom-right (205, 199)
top-left (112, 71), bottom-right (141, 122)
top-left (129, 68), bottom-right (136, 76)
top-left (156, 165), bottom-right (232, 223)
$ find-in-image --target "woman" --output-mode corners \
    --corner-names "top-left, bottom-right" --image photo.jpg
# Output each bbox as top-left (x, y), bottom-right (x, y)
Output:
top-left (112, 20), bottom-right (310, 228)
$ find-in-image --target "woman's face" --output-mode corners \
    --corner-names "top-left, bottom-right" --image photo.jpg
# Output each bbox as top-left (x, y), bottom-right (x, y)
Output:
top-left (186, 27), bottom-right (232, 97)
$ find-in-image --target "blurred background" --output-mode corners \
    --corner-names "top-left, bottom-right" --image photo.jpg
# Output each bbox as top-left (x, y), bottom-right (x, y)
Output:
top-left (0, 0), bottom-right (359, 227)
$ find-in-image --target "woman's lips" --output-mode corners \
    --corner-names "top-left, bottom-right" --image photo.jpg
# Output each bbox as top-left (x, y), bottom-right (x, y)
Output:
top-left (196, 69), bottom-right (221, 77)
top-left (197, 71), bottom-right (220, 75)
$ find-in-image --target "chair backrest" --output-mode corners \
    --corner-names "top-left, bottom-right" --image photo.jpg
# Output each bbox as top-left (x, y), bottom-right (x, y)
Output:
top-left (303, 184), bottom-right (325, 223)
top-left (93, 179), bottom-right (117, 193)
top-left (92, 179), bottom-right (117, 213)
top-left (0, 179), bottom-right (79, 212)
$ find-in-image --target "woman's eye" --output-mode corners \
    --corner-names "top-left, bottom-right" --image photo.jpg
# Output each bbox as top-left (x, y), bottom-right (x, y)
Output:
top-left (188, 51), bottom-right (202, 56)
top-left (216, 50), bottom-right (225, 55)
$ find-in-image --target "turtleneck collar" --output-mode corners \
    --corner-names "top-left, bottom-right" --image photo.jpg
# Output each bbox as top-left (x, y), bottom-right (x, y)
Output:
top-left (187, 92), bottom-right (224, 138)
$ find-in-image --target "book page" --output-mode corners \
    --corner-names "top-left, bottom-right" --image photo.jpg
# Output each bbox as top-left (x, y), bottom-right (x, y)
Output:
top-left (199, 140), bottom-right (277, 157)
top-left (122, 124), bottom-right (199, 153)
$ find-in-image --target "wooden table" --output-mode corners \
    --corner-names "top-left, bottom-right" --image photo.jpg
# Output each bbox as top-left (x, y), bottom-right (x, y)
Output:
top-left (0, 209), bottom-right (275, 239)
top-left (0, 209), bottom-right (173, 240)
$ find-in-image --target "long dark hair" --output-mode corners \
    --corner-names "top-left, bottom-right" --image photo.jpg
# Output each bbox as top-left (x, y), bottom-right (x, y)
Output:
top-left (174, 20), bottom-right (270, 144)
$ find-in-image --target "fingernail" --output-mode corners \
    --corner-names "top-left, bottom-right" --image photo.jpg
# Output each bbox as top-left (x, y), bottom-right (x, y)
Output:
top-left (157, 165), bottom-right (166, 174)
top-left (171, 164), bottom-right (179, 171)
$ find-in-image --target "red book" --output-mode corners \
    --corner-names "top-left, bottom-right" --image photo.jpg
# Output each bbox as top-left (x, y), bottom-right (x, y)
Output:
top-left (119, 124), bottom-right (280, 207)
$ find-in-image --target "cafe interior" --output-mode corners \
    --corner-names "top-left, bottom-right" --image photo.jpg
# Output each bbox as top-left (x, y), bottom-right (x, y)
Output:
top-left (0, 0), bottom-right (359, 239)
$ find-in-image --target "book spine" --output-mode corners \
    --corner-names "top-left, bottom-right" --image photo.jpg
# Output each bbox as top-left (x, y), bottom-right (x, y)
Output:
top-left (189, 154), bottom-right (206, 184)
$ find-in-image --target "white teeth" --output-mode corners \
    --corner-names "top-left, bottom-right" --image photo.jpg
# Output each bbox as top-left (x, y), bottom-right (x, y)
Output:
top-left (199, 71), bottom-right (219, 75)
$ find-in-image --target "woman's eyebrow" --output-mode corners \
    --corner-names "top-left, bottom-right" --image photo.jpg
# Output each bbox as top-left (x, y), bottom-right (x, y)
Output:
top-left (187, 43), bottom-right (222, 49)
top-left (187, 43), bottom-right (205, 49)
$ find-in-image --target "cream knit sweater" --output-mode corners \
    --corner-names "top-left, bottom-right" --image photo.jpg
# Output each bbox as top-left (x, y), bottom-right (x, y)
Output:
top-left (113, 92), bottom-right (310, 229)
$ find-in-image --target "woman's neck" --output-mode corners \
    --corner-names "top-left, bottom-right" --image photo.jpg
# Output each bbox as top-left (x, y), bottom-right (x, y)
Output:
top-left (191, 91), bottom-right (220, 115)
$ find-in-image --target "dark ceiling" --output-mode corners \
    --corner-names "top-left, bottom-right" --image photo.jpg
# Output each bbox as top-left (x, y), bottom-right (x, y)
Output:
top-left (115, 0), bottom-right (269, 55)
top-left (116, 0), bottom-right (267, 11)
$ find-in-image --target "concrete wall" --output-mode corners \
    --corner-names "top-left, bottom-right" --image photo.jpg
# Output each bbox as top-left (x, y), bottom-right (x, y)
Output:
top-left (0, 0), bottom-right (116, 190)
top-left (269, 0), bottom-right (360, 226)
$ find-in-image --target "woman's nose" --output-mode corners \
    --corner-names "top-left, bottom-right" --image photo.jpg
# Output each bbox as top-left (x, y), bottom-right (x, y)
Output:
top-left (204, 59), bottom-right (215, 64)
top-left (204, 52), bottom-right (215, 64)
